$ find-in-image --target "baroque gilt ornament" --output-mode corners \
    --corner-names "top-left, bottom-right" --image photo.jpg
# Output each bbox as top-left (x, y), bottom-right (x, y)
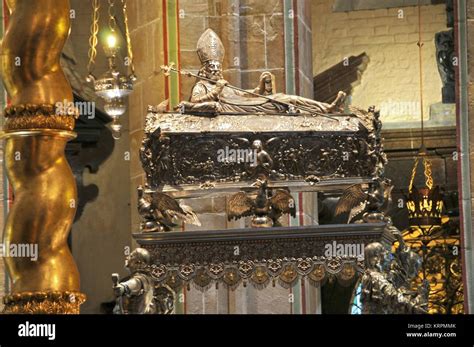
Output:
top-left (399, 150), bottom-right (464, 314)
top-left (0, 0), bottom-right (84, 314)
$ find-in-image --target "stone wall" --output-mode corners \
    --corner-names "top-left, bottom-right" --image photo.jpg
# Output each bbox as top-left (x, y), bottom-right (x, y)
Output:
top-left (312, 0), bottom-right (448, 126)
top-left (178, 0), bottom-right (287, 97)
top-left (127, 0), bottom-right (166, 233)
top-left (67, 0), bottom-right (133, 313)
top-left (333, 0), bottom-right (437, 12)
top-left (177, 0), bottom-right (312, 98)
top-left (71, 135), bottom-right (132, 313)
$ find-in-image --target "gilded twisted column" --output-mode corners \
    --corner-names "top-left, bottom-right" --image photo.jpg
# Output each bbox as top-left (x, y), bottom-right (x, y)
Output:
top-left (0, 0), bottom-right (85, 313)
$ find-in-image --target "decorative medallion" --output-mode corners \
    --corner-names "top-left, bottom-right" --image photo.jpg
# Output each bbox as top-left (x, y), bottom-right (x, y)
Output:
top-left (223, 267), bottom-right (241, 288)
top-left (297, 257), bottom-right (314, 275)
top-left (166, 271), bottom-right (183, 291)
top-left (208, 263), bottom-right (225, 279)
top-left (251, 266), bottom-right (270, 287)
top-left (279, 263), bottom-right (298, 287)
top-left (326, 257), bottom-right (343, 274)
top-left (178, 264), bottom-right (196, 281)
top-left (308, 264), bottom-right (326, 283)
top-left (267, 259), bottom-right (284, 277)
top-left (150, 264), bottom-right (168, 282)
top-left (340, 263), bottom-right (357, 282)
top-left (238, 260), bottom-right (255, 279)
top-left (194, 268), bottom-right (212, 289)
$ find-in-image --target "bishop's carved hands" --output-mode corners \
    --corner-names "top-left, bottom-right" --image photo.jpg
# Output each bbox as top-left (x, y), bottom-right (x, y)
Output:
top-left (214, 79), bottom-right (228, 94)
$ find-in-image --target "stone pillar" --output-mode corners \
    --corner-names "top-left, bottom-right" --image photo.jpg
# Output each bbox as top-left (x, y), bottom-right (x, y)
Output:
top-left (0, 0), bottom-right (84, 313)
top-left (283, 0), bottom-right (313, 97)
top-left (462, 0), bottom-right (474, 314)
top-left (0, 0), bottom-right (7, 312)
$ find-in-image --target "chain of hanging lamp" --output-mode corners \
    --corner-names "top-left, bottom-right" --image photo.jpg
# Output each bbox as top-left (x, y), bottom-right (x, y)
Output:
top-left (408, 0), bottom-right (434, 193)
top-left (87, 0), bottom-right (100, 77)
top-left (122, 0), bottom-right (135, 76)
top-left (86, 0), bottom-right (135, 78)
top-left (108, 0), bottom-right (117, 31)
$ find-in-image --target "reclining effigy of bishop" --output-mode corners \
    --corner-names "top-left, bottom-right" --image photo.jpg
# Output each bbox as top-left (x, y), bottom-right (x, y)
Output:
top-left (177, 29), bottom-right (347, 116)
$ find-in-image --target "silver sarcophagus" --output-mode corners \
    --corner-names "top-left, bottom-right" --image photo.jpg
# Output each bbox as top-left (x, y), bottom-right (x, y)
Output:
top-left (126, 29), bottom-right (392, 296)
top-left (141, 107), bottom-right (386, 193)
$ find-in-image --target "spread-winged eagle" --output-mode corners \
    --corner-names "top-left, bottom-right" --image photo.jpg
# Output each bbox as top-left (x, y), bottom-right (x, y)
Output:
top-left (138, 187), bottom-right (201, 231)
top-left (226, 179), bottom-right (296, 226)
top-left (334, 179), bottom-right (393, 223)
